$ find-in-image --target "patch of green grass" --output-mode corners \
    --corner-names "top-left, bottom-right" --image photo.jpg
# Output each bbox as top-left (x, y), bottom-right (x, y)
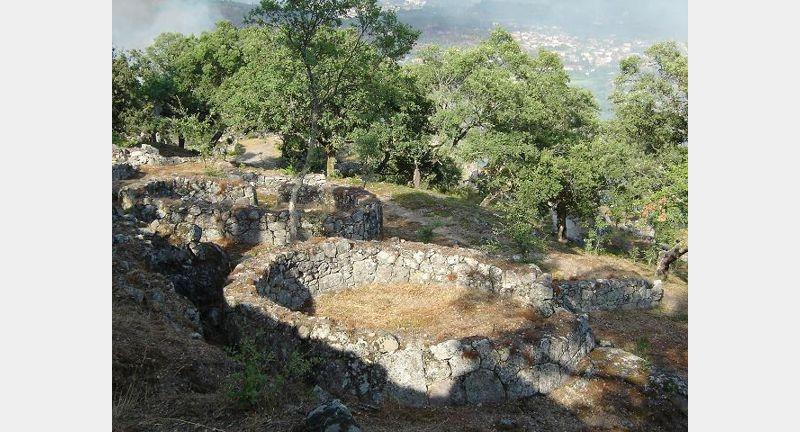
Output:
top-left (203, 166), bottom-right (225, 178)
top-left (416, 219), bottom-right (444, 243)
top-left (278, 166), bottom-right (298, 176)
top-left (636, 336), bottom-right (652, 361)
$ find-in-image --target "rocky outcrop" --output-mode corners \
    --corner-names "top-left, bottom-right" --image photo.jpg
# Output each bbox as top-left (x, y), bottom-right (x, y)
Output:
top-left (224, 238), bottom-right (595, 407)
top-left (555, 278), bottom-right (664, 312)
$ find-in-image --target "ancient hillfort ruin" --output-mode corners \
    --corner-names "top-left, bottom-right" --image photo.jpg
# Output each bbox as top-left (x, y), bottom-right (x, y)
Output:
top-left (113, 144), bottom-right (665, 407)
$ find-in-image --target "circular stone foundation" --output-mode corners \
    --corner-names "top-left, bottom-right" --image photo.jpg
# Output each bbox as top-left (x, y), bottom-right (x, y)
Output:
top-left (116, 172), bottom-right (382, 246)
top-left (224, 238), bottom-right (595, 406)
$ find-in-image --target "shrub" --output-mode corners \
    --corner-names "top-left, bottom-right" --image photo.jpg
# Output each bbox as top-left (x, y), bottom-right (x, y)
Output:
top-left (226, 335), bottom-right (317, 410)
top-left (416, 219), bottom-right (444, 243)
top-left (503, 220), bottom-right (546, 256)
top-left (203, 166), bottom-right (225, 178)
top-left (226, 336), bottom-right (271, 409)
top-left (626, 244), bottom-right (660, 266)
top-left (584, 215), bottom-right (612, 254)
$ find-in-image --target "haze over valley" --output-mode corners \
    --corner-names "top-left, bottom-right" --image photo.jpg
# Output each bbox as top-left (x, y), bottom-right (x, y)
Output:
top-left (113, 0), bottom-right (687, 116)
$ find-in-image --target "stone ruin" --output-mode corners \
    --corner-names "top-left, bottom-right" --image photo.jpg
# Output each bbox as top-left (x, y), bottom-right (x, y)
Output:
top-left (116, 172), bottom-right (382, 246)
top-left (224, 238), bottom-right (595, 406)
top-left (112, 143), bottom-right (191, 167)
top-left (555, 278), bottom-right (664, 313)
top-left (111, 144), bottom-right (667, 408)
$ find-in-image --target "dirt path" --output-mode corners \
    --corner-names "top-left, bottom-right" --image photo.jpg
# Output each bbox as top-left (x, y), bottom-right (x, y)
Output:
top-left (235, 135), bottom-right (284, 168)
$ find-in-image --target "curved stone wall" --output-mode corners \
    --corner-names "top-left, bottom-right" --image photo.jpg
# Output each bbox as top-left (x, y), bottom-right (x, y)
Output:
top-left (117, 174), bottom-right (382, 245)
top-left (555, 278), bottom-right (664, 312)
top-left (224, 238), bottom-right (595, 407)
top-left (254, 237), bottom-right (554, 315)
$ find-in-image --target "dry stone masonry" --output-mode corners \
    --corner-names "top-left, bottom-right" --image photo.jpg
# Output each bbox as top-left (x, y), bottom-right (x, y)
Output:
top-left (224, 238), bottom-right (595, 407)
top-left (110, 149), bottom-right (672, 409)
top-left (117, 173), bottom-right (382, 246)
top-left (555, 278), bottom-right (664, 312)
top-left (112, 162), bottom-right (138, 181)
top-left (112, 144), bottom-right (191, 166)
top-left (251, 237), bottom-right (555, 316)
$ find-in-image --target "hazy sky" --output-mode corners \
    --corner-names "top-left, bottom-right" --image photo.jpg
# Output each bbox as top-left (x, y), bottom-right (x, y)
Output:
top-left (112, 0), bottom-right (687, 50)
top-left (113, 0), bottom-right (250, 50)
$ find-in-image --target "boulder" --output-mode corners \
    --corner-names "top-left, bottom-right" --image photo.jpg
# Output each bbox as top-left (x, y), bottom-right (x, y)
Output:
top-left (464, 369), bottom-right (505, 404)
top-left (294, 399), bottom-right (361, 432)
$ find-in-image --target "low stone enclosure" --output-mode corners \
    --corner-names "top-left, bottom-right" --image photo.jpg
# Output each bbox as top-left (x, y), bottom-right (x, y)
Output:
top-left (112, 143), bottom-right (192, 167)
top-left (555, 279), bottom-right (664, 313)
top-left (224, 238), bottom-right (597, 406)
top-left (116, 172), bottom-right (382, 246)
top-left (111, 146), bottom-right (668, 408)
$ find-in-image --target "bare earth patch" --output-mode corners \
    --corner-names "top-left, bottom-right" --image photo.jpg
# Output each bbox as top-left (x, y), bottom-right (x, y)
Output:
top-left (309, 283), bottom-right (546, 343)
top-left (589, 310), bottom-right (688, 378)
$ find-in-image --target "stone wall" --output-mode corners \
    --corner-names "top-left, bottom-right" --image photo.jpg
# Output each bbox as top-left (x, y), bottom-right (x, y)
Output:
top-left (117, 175), bottom-right (382, 246)
top-left (555, 278), bottom-right (664, 312)
top-left (224, 238), bottom-right (595, 407)
top-left (112, 144), bottom-right (191, 166)
top-left (255, 237), bottom-right (554, 315)
top-left (112, 163), bottom-right (138, 181)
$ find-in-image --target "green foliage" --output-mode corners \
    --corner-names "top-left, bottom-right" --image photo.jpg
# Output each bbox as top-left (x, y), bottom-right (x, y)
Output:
top-left (636, 336), bottom-right (652, 359)
top-left (584, 215), bottom-right (613, 254)
top-left (501, 217), bottom-right (547, 255)
top-left (411, 29), bottom-right (606, 241)
top-left (416, 219), bottom-right (444, 243)
top-left (203, 166), bottom-right (225, 178)
top-left (604, 41), bottom-right (688, 249)
top-left (226, 335), bottom-right (316, 410)
top-left (225, 0), bottom-right (420, 176)
top-left (112, 50), bottom-right (144, 135)
top-left (626, 244), bottom-right (661, 266)
top-left (610, 41), bottom-right (688, 155)
top-left (226, 336), bottom-right (271, 409)
top-left (111, 6), bottom-right (689, 260)
top-left (112, 22), bottom-right (246, 148)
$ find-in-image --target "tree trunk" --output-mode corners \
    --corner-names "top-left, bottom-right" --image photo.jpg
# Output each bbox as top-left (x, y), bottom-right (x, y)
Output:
top-left (412, 160), bottom-right (421, 189)
top-left (209, 130), bottom-right (223, 145)
top-left (556, 204), bottom-right (568, 243)
top-left (656, 243), bottom-right (688, 277)
top-left (287, 94), bottom-right (320, 242)
top-left (326, 154), bottom-right (336, 178)
top-left (178, 135), bottom-right (185, 149)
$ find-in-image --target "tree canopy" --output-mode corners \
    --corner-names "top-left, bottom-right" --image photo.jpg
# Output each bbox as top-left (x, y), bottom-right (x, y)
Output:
top-left (411, 29), bottom-right (601, 243)
top-left (111, 14), bottom-right (689, 274)
top-left (240, 0), bottom-right (419, 176)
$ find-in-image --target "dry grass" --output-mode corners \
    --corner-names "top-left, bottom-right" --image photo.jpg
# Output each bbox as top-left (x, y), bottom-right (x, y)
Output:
top-left (139, 161), bottom-right (217, 177)
top-left (310, 283), bottom-right (545, 342)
